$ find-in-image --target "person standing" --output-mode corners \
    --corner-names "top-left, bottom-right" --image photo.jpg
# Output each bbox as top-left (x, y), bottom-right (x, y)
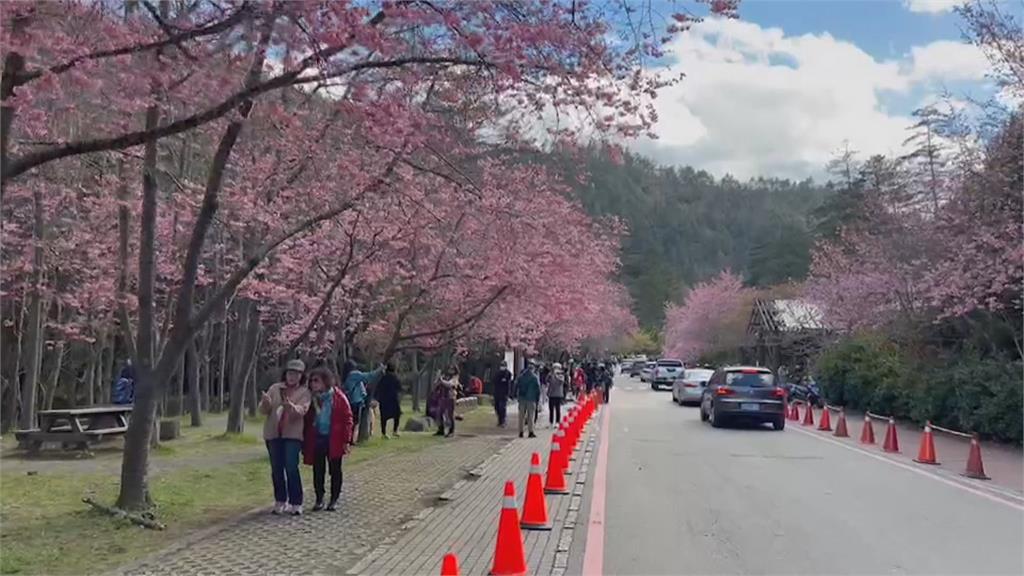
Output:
top-left (516, 361), bottom-right (540, 438)
top-left (435, 366), bottom-right (460, 437)
top-left (375, 363), bottom-right (402, 438)
top-left (573, 365), bottom-right (586, 399)
top-left (491, 361), bottom-right (513, 427)
top-left (302, 367), bottom-right (352, 511)
top-left (598, 363), bottom-right (613, 404)
top-left (341, 360), bottom-right (383, 445)
top-left (112, 361), bottom-right (135, 405)
top-left (260, 359), bottom-right (312, 515)
top-left (547, 362), bottom-right (565, 427)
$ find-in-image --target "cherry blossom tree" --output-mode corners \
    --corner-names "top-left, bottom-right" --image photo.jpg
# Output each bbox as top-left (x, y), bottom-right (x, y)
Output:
top-left (662, 270), bottom-right (750, 360)
top-left (2, 0), bottom-right (736, 511)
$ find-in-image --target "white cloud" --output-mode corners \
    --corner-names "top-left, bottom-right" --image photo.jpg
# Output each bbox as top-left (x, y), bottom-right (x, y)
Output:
top-left (904, 0), bottom-right (965, 14)
top-left (909, 40), bottom-right (990, 82)
top-left (636, 18), bottom-right (992, 180)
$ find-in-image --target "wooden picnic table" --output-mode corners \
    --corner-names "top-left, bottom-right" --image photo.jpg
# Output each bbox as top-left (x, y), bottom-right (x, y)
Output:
top-left (15, 405), bottom-right (132, 453)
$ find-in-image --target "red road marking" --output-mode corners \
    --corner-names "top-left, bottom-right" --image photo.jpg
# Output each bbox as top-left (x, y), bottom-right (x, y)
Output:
top-left (582, 406), bottom-right (611, 575)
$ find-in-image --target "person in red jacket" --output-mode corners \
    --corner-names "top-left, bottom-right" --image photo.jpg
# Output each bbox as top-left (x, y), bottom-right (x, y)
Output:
top-left (303, 367), bottom-right (353, 511)
top-left (573, 366), bottom-right (586, 399)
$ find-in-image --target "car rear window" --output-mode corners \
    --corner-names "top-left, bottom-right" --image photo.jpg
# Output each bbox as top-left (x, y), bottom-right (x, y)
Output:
top-left (684, 369), bottom-right (714, 381)
top-left (657, 360), bottom-right (683, 367)
top-left (725, 371), bottom-right (775, 387)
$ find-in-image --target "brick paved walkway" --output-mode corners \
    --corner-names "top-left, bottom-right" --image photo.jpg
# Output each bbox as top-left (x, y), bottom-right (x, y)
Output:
top-left (119, 434), bottom-right (509, 576)
top-left (349, 407), bottom-right (599, 576)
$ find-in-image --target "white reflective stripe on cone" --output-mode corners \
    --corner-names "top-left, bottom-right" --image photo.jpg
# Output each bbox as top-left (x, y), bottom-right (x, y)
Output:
top-left (503, 496), bottom-right (517, 508)
top-left (531, 464), bottom-right (543, 474)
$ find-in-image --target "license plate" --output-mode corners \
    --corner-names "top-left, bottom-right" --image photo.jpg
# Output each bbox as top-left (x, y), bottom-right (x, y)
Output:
top-left (740, 403), bottom-right (761, 411)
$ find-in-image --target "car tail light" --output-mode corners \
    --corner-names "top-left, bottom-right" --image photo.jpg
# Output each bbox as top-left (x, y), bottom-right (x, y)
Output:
top-left (684, 382), bottom-right (697, 388)
top-left (715, 386), bottom-right (734, 396)
top-left (773, 387), bottom-right (786, 398)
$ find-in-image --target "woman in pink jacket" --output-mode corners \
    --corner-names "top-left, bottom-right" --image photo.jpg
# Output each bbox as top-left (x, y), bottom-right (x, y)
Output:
top-left (259, 359), bottom-right (311, 515)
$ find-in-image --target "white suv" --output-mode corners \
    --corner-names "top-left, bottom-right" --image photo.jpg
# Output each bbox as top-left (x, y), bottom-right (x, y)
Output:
top-left (650, 359), bottom-right (684, 391)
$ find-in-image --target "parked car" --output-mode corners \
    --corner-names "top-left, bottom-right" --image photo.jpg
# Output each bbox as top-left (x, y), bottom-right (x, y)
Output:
top-left (639, 361), bottom-right (656, 382)
top-left (650, 359), bottom-right (684, 390)
top-left (628, 361), bottom-right (644, 377)
top-left (699, 366), bottom-right (786, 430)
top-left (672, 368), bottom-right (715, 405)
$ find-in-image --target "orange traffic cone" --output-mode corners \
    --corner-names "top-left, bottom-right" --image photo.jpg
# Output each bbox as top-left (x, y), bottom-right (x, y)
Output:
top-left (441, 553), bottom-right (461, 576)
top-left (817, 407), bottom-right (832, 431)
top-left (521, 452), bottom-right (552, 530)
top-left (833, 409), bottom-right (849, 438)
top-left (554, 428), bottom-right (572, 473)
top-left (962, 434), bottom-right (990, 480)
top-left (789, 402), bottom-right (800, 421)
top-left (802, 403), bottom-right (815, 427)
top-left (544, 440), bottom-right (569, 494)
top-left (913, 421), bottom-right (939, 465)
top-left (860, 415), bottom-right (875, 445)
top-left (882, 417), bottom-right (900, 453)
top-left (490, 481), bottom-right (528, 576)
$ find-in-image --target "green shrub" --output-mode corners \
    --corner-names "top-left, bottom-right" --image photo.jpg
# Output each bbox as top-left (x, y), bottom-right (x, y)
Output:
top-left (816, 335), bottom-right (1022, 444)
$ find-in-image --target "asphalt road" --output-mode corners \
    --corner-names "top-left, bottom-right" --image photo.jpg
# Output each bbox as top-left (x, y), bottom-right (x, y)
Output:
top-left (583, 376), bottom-right (1024, 575)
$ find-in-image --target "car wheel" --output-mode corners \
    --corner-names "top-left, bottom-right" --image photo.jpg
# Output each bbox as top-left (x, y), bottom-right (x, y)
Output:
top-left (772, 417), bottom-right (785, 431)
top-left (710, 403), bottom-right (724, 428)
top-left (651, 383), bottom-right (658, 391)
top-left (700, 405), bottom-right (709, 421)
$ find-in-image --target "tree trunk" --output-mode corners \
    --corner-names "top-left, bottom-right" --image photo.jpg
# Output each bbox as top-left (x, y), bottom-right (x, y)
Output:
top-left (97, 330), bottom-right (111, 404)
top-left (246, 359), bottom-right (258, 418)
top-left (188, 339), bottom-right (202, 427)
top-left (2, 298), bottom-right (26, 432)
top-left (93, 336), bottom-right (104, 405)
top-left (18, 186), bottom-right (44, 430)
top-left (42, 341), bottom-right (65, 411)
top-left (85, 347), bottom-right (96, 406)
top-left (175, 354), bottom-right (185, 417)
top-left (117, 368), bottom-right (159, 510)
top-left (217, 313), bottom-right (228, 413)
top-left (411, 352), bottom-right (421, 413)
top-left (117, 78), bottom-right (161, 510)
top-left (199, 326), bottom-right (211, 411)
top-left (226, 299), bottom-right (258, 434)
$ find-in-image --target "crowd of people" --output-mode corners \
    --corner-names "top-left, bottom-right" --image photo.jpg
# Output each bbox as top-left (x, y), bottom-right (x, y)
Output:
top-left (257, 355), bottom-right (617, 516)
top-left (490, 358), bottom-right (616, 438)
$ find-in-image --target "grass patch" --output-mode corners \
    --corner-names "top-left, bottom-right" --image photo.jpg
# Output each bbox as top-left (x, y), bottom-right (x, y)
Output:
top-left (0, 426), bottom-right (448, 575)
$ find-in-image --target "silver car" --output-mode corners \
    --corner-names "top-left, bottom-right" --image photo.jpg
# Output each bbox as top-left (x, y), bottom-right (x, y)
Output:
top-left (672, 368), bottom-right (715, 406)
top-left (639, 361), bottom-right (656, 382)
top-left (699, 366), bottom-right (787, 430)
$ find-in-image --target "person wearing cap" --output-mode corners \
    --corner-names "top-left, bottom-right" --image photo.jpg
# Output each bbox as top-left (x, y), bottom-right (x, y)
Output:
top-left (491, 360), bottom-right (513, 427)
top-left (302, 367), bottom-right (353, 511)
top-left (516, 361), bottom-right (540, 438)
top-left (547, 362), bottom-right (565, 427)
top-left (260, 359), bottom-right (312, 515)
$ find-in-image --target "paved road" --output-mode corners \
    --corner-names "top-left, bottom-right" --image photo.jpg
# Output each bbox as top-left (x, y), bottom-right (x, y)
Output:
top-left (584, 377), bottom-right (1024, 575)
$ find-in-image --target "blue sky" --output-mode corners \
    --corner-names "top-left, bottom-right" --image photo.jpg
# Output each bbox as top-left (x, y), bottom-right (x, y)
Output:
top-left (632, 0), bottom-right (1002, 179)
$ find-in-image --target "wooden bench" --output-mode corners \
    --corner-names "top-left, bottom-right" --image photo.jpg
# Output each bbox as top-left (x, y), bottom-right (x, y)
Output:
top-left (17, 406), bottom-right (132, 454)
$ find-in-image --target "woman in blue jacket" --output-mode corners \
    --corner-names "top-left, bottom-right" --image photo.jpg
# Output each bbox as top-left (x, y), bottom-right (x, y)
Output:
top-left (341, 360), bottom-right (383, 444)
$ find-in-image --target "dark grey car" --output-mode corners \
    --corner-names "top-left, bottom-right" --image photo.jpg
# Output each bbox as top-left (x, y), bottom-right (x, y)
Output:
top-left (699, 366), bottom-right (787, 430)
